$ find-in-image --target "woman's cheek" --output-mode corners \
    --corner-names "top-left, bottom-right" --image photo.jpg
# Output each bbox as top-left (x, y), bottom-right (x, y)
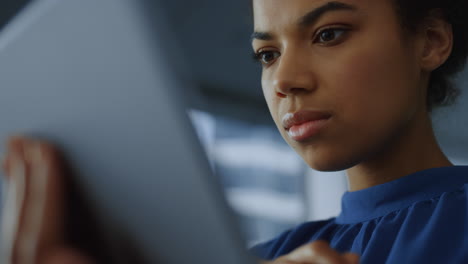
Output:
top-left (333, 46), bottom-right (403, 111)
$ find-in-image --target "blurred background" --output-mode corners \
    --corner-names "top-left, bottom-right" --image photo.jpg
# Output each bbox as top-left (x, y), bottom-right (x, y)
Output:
top-left (0, 0), bottom-right (467, 247)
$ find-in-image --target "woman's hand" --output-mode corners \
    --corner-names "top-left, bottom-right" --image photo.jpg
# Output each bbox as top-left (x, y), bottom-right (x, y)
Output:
top-left (260, 241), bottom-right (359, 264)
top-left (1, 136), bottom-right (93, 264)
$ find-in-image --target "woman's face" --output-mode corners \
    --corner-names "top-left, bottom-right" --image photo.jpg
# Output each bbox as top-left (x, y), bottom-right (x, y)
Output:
top-left (252, 0), bottom-right (427, 171)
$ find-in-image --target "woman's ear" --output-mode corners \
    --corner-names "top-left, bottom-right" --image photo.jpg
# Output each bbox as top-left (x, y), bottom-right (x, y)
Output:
top-left (419, 10), bottom-right (454, 71)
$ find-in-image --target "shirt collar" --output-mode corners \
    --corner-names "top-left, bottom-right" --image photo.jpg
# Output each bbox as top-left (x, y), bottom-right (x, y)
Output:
top-left (336, 166), bottom-right (468, 224)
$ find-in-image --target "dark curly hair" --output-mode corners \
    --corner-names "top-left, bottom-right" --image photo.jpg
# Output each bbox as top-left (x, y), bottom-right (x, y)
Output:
top-left (393, 0), bottom-right (468, 112)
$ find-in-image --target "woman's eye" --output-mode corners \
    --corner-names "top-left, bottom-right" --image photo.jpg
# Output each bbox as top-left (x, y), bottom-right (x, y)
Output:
top-left (254, 50), bottom-right (281, 66)
top-left (314, 28), bottom-right (348, 44)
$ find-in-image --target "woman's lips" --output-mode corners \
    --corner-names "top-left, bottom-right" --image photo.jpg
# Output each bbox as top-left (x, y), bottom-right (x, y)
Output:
top-left (287, 119), bottom-right (330, 141)
top-left (282, 111), bottom-right (332, 141)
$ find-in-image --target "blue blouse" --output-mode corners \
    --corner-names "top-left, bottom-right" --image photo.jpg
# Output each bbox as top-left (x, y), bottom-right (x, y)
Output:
top-left (251, 166), bottom-right (468, 263)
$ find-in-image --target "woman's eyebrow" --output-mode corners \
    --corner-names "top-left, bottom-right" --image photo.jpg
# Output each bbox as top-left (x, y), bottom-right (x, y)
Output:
top-left (251, 31), bottom-right (274, 42)
top-left (299, 1), bottom-right (357, 28)
top-left (251, 1), bottom-right (357, 42)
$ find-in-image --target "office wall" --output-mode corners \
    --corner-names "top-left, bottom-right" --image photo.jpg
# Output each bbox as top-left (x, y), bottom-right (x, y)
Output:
top-left (0, 1), bottom-right (31, 31)
top-left (433, 69), bottom-right (468, 164)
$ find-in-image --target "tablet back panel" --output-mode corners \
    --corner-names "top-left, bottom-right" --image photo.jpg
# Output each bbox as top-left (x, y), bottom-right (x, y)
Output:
top-left (0, 0), bottom-right (255, 263)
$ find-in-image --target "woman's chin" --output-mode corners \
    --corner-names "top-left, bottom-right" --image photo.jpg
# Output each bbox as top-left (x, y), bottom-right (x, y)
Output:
top-left (301, 150), bottom-right (359, 172)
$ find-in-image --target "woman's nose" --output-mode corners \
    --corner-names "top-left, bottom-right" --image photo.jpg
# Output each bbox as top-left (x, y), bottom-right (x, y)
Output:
top-left (272, 51), bottom-right (318, 97)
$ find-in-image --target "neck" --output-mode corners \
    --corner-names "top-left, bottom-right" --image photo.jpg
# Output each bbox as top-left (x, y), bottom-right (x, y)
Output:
top-left (346, 109), bottom-right (452, 192)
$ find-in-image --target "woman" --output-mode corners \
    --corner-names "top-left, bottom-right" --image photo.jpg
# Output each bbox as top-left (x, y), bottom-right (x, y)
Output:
top-left (3, 0), bottom-right (468, 263)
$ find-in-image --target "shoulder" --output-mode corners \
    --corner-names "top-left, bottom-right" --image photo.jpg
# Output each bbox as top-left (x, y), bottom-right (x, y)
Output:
top-left (362, 183), bottom-right (468, 262)
top-left (250, 218), bottom-right (337, 260)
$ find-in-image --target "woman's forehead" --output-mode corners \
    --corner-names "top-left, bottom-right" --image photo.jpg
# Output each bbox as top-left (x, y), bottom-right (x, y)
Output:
top-left (252, 0), bottom-right (389, 30)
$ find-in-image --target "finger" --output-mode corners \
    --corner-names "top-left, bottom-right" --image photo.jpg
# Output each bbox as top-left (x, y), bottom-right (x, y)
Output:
top-left (285, 241), bottom-right (345, 264)
top-left (2, 136), bottom-right (30, 261)
top-left (2, 138), bottom-right (66, 264)
top-left (29, 141), bottom-right (66, 260)
top-left (1, 151), bottom-right (28, 263)
top-left (3, 135), bottom-right (27, 180)
top-left (9, 139), bottom-right (46, 264)
top-left (342, 252), bottom-right (360, 264)
top-left (29, 140), bottom-right (66, 262)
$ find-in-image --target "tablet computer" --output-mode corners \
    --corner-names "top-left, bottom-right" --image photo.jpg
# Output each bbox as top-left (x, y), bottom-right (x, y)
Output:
top-left (0, 0), bottom-right (257, 263)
